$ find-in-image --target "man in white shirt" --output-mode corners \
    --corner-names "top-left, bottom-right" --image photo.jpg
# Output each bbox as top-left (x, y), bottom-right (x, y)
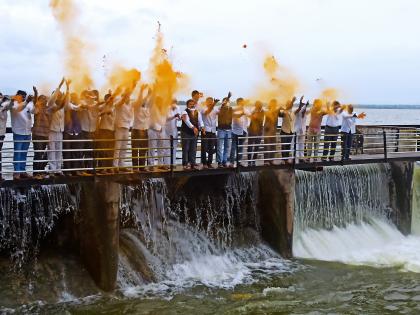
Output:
top-left (230, 98), bottom-right (248, 166)
top-left (340, 105), bottom-right (366, 160)
top-left (148, 96), bottom-right (170, 171)
top-left (47, 79), bottom-right (67, 175)
top-left (96, 90), bottom-right (118, 174)
top-left (200, 97), bottom-right (218, 168)
top-left (132, 85), bottom-right (150, 171)
top-left (279, 97), bottom-right (296, 162)
top-left (114, 89), bottom-right (134, 172)
top-left (323, 101), bottom-right (342, 161)
top-left (80, 90), bottom-right (100, 174)
top-left (293, 98), bottom-right (308, 162)
top-left (165, 99), bottom-right (181, 166)
top-left (7, 89), bottom-right (35, 179)
top-left (181, 99), bottom-right (204, 169)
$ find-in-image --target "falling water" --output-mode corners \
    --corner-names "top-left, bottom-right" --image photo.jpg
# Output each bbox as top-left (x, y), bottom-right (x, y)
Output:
top-left (293, 164), bottom-right (420, 273)
top-left (117, 174), bottom-right (293, 294)
top-left (294, 164), bottom-right (394, 234)
top-left (0, 185), bottom-right (78, 268)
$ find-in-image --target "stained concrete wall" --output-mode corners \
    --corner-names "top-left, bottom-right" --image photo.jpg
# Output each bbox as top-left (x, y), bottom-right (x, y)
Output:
top-left (258, 169), bottom-right (295, 258)
top-left (389, 162), bottom-right (414, 235)
top-left (79, 181), bottom-right (120, 291)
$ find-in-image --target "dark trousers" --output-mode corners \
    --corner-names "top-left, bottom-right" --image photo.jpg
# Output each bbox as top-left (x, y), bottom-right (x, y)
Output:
top-left (248, 135), bottom-right (262, 164)
top-left (97, 129), bottom-right (115, 169)
top-left (280, 130), bottom-right (293, 158)
top-left (0, 135), bottom-right (4, 177)
top-left (341, 132), bottom-right (353, 160)
top-left (201, 132), bottom-right (216, 166)
top-left (181, 131), bottom-right (198, 166)
top-left (131, 129), bottom-right (148, 169)
top-left (323, 126), bottom-right (340, 158)
top-left (264, 133), bottom-right (277, 161)
top-left (81, 131), bottom-right (95, 171)
top-left (230, 132), bottom-right (246, 163)
top-left (32, 134), bottom-right (48, 172)
top-left (63, 133), bottom-right (83, 172)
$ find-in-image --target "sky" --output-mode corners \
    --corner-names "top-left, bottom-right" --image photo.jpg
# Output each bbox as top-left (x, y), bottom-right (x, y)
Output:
top-left (0, 0), bottom-right (419, 104)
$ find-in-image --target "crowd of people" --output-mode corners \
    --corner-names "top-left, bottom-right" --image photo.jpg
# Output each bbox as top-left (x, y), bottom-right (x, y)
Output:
top-left (0, 78), bottom-right (366, 181)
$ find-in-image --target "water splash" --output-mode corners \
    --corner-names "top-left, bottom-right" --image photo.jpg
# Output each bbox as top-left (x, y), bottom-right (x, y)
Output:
top-left (294, 218), bottom-right (420, 273)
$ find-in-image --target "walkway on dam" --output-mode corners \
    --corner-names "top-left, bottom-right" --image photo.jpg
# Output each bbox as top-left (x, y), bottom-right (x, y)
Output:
top-left (0, 125), bottom-right (419, 188)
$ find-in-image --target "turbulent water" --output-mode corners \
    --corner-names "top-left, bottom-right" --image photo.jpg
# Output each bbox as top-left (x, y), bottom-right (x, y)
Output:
top-left (1, 165), bottom-right (420, 314)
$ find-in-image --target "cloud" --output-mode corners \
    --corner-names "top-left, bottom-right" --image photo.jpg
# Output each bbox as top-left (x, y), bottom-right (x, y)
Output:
top-left (0, 0), bottom-right (420, 104)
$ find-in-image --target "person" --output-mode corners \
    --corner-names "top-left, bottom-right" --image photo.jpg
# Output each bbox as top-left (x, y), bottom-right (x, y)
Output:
top-left (96, 90), bottom-right (119, 174)
top-left (294, 97), bottom-right (308, 163)
top-left (340, 105), bottom-right (366, 160)
top-left (263, 99), bottom-right (280, 165)
top-left (165, 98), bottom-right (181, 166)
top-left (191, 90), bottom-right (203, 105)
top-left (230, 98), bottom-right (248, 166)
top-left (181, 99), bottom-right (204, 170)
top-left (200, 97), bottom-right (218, 168)
top-left (7, 89), bottom-right (35, 179)
top-left (279, 96), bottom-right (296, 162)
top-left (132, 85), bottom-right (151, 171)
top-left (47, 79), bottom-right (68, 176)
top-left (217, 93), bottom-right (233, 167)
top-left (80, 90), bottom-right (100, 174)
top-left (0, 93), bottom-right (9, 181)
top-left (247, 101), bottom-right (265, 166)
top-left (63, 91), bottom-right (83, 176)
top-left (113, 87), bottom-right (135, 172)
top-left (322, 100), bottom-right (342, 161)
top-left (32, 92), bottom-right (50, 178)
top-left (148, 96), bottom-right (170, 171)
top-left (307, 99), bottom-right (328, 161)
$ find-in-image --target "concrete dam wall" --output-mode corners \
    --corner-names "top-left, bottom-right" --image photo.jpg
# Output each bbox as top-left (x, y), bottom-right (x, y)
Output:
top-left (0, 162), bottom-right (416, 291)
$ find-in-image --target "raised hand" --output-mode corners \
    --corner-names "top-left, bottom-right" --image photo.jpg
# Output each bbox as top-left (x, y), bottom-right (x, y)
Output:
top-left (300, 95), bottom-right (304, 105)
top-left (59, 77), bottom-right (65, 88)
top-left (227, 91), bottom-right (232, 100)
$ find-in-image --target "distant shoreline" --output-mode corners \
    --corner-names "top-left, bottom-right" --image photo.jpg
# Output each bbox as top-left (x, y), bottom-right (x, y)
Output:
top-left (358, 105), bottom-right (420, 109)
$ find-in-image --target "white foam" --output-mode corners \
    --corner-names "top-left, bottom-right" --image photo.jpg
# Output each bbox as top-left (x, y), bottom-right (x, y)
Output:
top-left (294, 218), bottom-right (420, 273)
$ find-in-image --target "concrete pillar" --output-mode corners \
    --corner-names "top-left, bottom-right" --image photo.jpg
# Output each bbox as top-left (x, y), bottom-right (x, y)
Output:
top-left (390, 161), bottom-right (414, 235)
top-left (258, 169), bottom-right (295, 257)
top-left (79, 180), bottom-right (120, 291)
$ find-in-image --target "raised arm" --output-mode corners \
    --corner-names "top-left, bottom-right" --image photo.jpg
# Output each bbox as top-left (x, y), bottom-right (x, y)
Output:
top-left (47, 77), bottom-right (65, 109)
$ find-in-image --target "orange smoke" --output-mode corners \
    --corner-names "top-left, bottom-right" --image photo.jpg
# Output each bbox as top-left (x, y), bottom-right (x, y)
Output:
top-left (50, 0), bottom-right (93, 92)
top-left (148, 30), bottom-right (189, 125)
top-left (106, 65), bottom-right (141, 92)
top-left (320, 88), bottom-right (340, 103)
top-left (255, 55), bottom-right (299, 107)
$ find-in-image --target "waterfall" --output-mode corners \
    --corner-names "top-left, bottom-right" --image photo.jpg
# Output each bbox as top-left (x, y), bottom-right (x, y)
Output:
top-left (294, 164), bottom-right (393, 234)
top-left (293, 164), bottom-right (420, 272)
top-left (117, 174), bottom-right (293, 293)
top-left (0, 185), bottom-right (78, 268)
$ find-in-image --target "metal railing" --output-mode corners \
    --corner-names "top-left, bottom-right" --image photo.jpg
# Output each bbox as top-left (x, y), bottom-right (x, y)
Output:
top-left (0, 128), bottom-right (419, 181)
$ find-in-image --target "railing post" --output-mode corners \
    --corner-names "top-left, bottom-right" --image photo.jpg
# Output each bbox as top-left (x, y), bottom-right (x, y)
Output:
top-left (395, 128), bottom-right (400, 153)
top-left (383, 130), bottom-right (388, 161)
top-left (236, 135), bottom-right (240, 173)
top-left (170, 135), bottom-right (174, 176)
top-left (293, 132), bottom-right (297, 168)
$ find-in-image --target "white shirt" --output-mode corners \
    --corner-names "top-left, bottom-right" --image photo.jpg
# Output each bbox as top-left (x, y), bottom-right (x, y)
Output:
top-left (200, 107), bottom-right (218, 133)
top-left (133, 104), bottom-right (150, 130)
top-left (341, 112), bottom-right (357, 133)
top-left (0, 101), bottom-right (9, 136)
top-left (80, 107), bottom-right (99, 133)
top-left (49, 107), bottom-right (65, 132)
top-left (280, 109), bottom-right (294, 134)
top-left (232, 107), bottom-right (249, 135)
top-left (115, 99), bottom-right (133, 129)
top-left (294, 108), bottom-right (307, 135)
top-left (165, 106), bottom-right (181, 137)
top-left (99, 108), bottom-right (115, 131)
top-left (11, 101), bottom-right (34, 135)
top-left (182, 108), bottom-right (204, 129)
top-left (326, 112), bottom-right (342, 127)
